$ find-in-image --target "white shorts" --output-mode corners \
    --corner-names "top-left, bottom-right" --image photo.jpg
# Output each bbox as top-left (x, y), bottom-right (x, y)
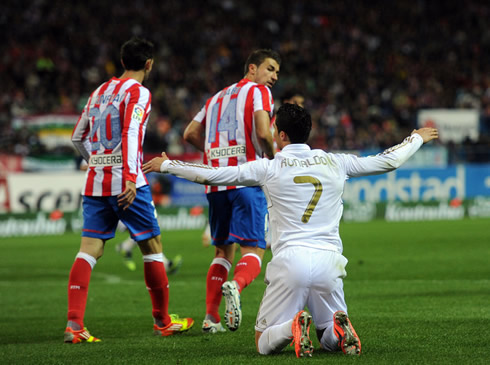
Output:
top-left (255, 246), bottom-right (348, 332)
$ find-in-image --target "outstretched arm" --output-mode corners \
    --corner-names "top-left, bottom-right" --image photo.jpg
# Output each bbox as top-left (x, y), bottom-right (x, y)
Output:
top-left (411, 127), bottom-right (438, 144)
top-left (143, 153), bottom-right (267, 187)
top-left (143, 153), bottom-right (170, 173)
top-left (342, 128), bottom-right (438, 177)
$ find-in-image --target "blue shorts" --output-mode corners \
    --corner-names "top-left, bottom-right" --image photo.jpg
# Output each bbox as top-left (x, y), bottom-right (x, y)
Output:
top-left (81, 185), bottom-right (160, 242)
top-left (207, 186), bottom-right (267, 249)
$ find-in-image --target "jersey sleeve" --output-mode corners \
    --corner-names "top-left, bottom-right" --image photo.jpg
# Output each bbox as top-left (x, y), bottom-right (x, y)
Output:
top-left (161, 158), bottom-right (269, 187)
top-left (122, 85), bottom-right (151, 183)
top-left (337, 133), bottom-right (424, 178)
top-left (254, 85), bottom-right (274, 116)
top-left (71, 101), bottom-right (92, 162)
top-left (192, 104), bottom-right (207, 124)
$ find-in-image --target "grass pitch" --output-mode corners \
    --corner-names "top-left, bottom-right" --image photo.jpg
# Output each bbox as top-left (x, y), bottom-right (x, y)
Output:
top-left (1, 218), bottom-right (489, 364)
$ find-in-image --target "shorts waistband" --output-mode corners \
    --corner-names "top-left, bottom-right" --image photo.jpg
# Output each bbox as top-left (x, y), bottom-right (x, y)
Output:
top-left (276, 241), bottom-right (342, 255)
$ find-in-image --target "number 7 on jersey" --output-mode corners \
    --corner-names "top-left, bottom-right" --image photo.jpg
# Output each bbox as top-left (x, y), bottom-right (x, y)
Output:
top-left (293, 176), bottom-right (323, 223)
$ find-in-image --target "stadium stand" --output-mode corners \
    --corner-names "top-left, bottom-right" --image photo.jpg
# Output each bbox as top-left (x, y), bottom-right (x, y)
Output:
top-left (1, 0), bottom-right (489, 162)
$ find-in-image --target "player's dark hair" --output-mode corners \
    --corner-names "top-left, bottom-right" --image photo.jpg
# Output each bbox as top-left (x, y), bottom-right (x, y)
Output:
top-left (281, 89), bottom-right (303, 104)
top-left (275, 104), bottom-right (312, 144)
top-left (244, 49), bottom-right (281, 76)
top-left (120, 37), bottom-right (154, 71)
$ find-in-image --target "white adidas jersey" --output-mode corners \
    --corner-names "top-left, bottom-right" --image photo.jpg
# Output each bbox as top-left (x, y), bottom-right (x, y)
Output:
top-left (161, 134), bottom-right (424, 255)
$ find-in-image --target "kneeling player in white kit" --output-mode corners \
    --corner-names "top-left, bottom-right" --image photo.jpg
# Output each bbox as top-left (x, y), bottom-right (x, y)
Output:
top-left (143, 104), bottom-right (438, 358)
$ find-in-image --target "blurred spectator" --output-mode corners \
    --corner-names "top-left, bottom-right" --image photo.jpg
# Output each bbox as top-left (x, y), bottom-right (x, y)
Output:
top-left (0, 0), bottom-right (489, 161)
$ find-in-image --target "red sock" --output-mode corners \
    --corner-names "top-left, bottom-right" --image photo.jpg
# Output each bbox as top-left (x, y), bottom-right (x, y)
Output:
top-left (67, 257), bottom-right (93, 328)
top-left (206, 258), bottom-right (231, 322)
top-left (144, 261), bottom-right (170, 326)
top-left (233, 253), bottom-right (262, 293)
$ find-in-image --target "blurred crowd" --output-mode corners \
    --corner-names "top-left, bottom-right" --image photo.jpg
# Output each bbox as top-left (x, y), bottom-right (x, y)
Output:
top-left (1, 0), bottom-right (489, 162)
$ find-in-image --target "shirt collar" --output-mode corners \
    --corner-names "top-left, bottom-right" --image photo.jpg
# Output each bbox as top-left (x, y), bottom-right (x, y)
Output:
top-left (281, 144), bottom-right (311, 152)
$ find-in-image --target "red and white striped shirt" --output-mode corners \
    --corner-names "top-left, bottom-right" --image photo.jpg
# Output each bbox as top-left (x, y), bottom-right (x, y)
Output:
top-left (193, 78), bottom-right (274, 193)
top-left (72, 77), bottom-right (151, 196)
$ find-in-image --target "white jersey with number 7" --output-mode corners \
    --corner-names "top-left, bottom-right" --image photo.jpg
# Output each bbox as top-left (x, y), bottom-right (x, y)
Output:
top-left (160, 134), bottom-right (424, 255)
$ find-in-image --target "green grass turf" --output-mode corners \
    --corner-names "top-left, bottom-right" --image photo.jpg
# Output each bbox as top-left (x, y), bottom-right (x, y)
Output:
top-left (0, 218), bottom-right (489, 364)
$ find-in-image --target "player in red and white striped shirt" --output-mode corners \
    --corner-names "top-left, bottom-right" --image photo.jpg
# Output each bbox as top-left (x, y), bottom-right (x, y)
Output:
top-left (183, 49), bottom-right (280, 333)
top-left (72, 72), bottom-right (151, 197)
top-left (65, 37), bottom-right (193, 344)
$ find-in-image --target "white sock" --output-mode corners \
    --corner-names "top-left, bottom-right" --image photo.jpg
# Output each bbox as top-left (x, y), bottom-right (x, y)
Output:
top-left (258, 319), bottom-right (294, 354)
top-left (161, 253), bottom-right (170, 269)
top-left (143, 253), bottom-right (164, 262)
top-left (210, 257), bottom-right (232, 271)
top-left (76, 252), bottom-right (97, 269)
top-left (241, 252), bottom-right (262, 266)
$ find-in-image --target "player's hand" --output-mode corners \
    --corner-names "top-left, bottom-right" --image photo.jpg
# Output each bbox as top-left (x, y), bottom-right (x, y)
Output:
top-left (117, 181), bottom-right (136, 210)
top-left (142, 152), bottom-right (169, 173)
top-left (79, 160), bottom-right (89, 171)
top-left (411, 128), bottom-right (438, 144)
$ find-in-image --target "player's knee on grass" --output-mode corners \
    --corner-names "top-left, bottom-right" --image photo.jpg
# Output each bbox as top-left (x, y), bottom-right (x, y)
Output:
top-left (317, 325), bottom-right (340, 352)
